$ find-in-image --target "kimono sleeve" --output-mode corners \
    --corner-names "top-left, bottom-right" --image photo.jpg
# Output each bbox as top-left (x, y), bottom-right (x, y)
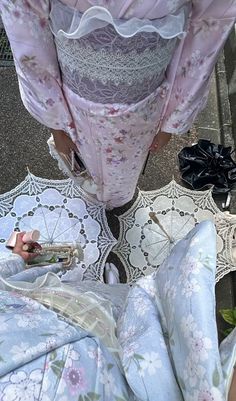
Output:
top-left (0, 0), bottom-right (75, 137)
top-left (0, 253), bottom-right (25, 279)
top-left (160, 0), bottom-right (236, 134)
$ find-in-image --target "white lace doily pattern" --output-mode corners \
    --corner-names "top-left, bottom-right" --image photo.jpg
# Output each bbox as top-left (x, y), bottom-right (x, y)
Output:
top-left (113, 180), bottom-right (236, 283)
top-left (0, 172), bottom-right (117, 281)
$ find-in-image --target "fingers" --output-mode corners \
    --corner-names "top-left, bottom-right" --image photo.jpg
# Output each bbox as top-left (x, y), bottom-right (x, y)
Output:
top-left (13, 233), bottom-right (41, 262)
top-left (13, 232), bottom-right (25, 254)
top-left (55, 135), bottom-right (78, 156)
top-left (149, 142), bottom-right (160, 153)
top-left (149, 132), bottom-right (172, 153)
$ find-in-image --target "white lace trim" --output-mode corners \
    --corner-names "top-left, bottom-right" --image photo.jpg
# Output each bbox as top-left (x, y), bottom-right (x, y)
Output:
top-left (47, 136), bottom-right (98, 195)
top-left (50, 0), bottom-right (187, 40)
top-left (113, 180), bottom-right (236, 283)
top-left (55, 36), bottom-right (176, 86)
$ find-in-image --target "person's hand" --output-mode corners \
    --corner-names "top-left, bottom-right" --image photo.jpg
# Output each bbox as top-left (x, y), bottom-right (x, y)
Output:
top-left (52, 129), bottom-right (78, 156)
top-left (12, 232), bottom-right (41, 263)
top-left (149, 131), bottom-right (172, 153)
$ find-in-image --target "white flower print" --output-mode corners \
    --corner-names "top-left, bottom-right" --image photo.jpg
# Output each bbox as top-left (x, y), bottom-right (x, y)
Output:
top-left (0, 316), bottom-right (9, 332)
top-left (18, 296), bottom-right (41, 311)
top-left (122, 342), bottom-right (139, 361)
top-left (100, 370), bottom-right (116, 396)
top-left (2, 369), bottom-right (42, 401)
top-left (10, 342), bottom-right (32, 363)
top-left (139, 352), bottom-right (162, 377)
top-left (15, 313), bottom-right (42, 328)
top-left (181, 314), bottom-right (197, 338)
top-left (188, 330), bottom-right (213, 362)
top-left (65, 346), bottom-right (80, 368)
top-left (182, 278), bottom-right (201, 298)
top-left (181, 255), bottom-right (203, 277)
top-left (119, 325), bottom-right (136, 344)
top-left (183, 355), bottom-right (206, 387)
top-left (192, 384), bottom-right (223, 401)
top-left (138, 276), bottom-right (157, 298)
top-left (87, 345), bottom-right (105, 368)
top-left (134, 297), bottom-right (150, 317)
top-left (34, 338), bottom-right (57, 355)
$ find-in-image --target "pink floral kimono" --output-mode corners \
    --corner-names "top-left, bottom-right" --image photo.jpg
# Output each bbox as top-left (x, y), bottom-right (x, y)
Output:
top-left (0, 0), bottom-right (235, 207)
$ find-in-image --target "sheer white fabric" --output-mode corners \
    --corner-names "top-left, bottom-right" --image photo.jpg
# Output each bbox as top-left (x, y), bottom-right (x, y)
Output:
top-left (50, 0), bottom-right (187, 40)
top-left (0, 272), bottom-right (128, 358)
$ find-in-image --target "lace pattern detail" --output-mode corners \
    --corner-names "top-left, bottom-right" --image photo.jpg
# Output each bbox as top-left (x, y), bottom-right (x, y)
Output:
top-left (55, 25), bottom-right (177, 104)
top-left (0, 172), bottom-right (117, 281)
top-left (113, 180), bottom-right (236, 283)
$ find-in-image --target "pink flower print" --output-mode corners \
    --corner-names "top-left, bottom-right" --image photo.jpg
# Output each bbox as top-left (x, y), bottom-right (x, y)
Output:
top-left (105, 147), bottom-right (113, 153)
top-left (65, 367), bottom-right (86, 395)
top-left (108, 107), bottom-right (119, 115)
top-left (174, 88), bottom-right (185, 103)
top-left (46, 98), bottom-right (55, 107)
top-left (13, 10), bottom-right (21, 18)
top-left (114, 137), bottom-right (124, 144)
top-left (39, 18), bottom-right (47, 29)
top-left (21, 55), bottom-right (37, 69)
top-left (158, 84), bottom-right (169, 99)
top-left (68, 121), bottom-right (75, 130)
top-left (172, 120), bottom-right (183, 129)
top-left (198, 388), bottom-right (221, 401)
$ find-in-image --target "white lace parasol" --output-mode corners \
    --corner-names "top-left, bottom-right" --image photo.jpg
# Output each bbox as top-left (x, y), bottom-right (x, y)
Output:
top-left (0, 172), bottom-right (116, 281)
top-left (114, 180), bottom-right (236, 283)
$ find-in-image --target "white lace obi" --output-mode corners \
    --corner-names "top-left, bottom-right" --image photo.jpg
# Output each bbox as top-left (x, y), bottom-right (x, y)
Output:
top-left (50, 0), bottom-right (189, 104)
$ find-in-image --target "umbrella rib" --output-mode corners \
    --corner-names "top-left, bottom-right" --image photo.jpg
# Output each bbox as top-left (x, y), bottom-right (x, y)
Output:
top-left (20, 220), bottom-right (48, 241)
top-left (50, 207), bottom-right (63, 241)
top-left (145, 239), bottom-right (167, 247)
top-left (39, 207), bottom-right (51, 241)
top-left (52, 220), bottom-right (81, 241)
top-left (178, 214), bottom-right (193, 233)
top-left (153, 241), bottom-right (169, 261)
top-left (146, 227), bottom-right (167, 239)
top-left (171, 209), bottom-right (173, 238)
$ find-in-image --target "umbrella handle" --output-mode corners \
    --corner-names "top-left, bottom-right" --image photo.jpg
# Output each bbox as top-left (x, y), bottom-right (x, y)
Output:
top-left (142, 152), bottom-right (150, 175)
top-left (149, 212), bottom-right (172, 242)
top-left (25, 245), bottom-right (84, 269)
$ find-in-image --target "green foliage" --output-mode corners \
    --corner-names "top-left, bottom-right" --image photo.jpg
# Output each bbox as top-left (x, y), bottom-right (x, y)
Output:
top-left (78, 393), bottom-right (100, 401)
top-left (219, 307), bottom-right (236, 337)
top-left (212, 366), bottom-right (220, 387)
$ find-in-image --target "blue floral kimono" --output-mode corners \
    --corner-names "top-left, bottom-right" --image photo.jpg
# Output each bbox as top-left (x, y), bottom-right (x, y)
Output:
top-left (0, 221), bottom-right (235, 401)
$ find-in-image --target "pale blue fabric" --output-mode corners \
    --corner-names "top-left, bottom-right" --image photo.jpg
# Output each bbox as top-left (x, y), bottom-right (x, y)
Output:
top-left (0, 221), bottom-right (235, 401)
top-left (117, 221), bottom-right (234, 401)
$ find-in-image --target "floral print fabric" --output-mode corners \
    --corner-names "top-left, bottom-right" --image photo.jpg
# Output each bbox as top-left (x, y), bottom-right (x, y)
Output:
top-left (0, 222), bottom-right (235, 400)
top-left (0, 1), bottom-right (235, 207)
top-left (0, 290), bottom-right (132, 401)
top-left (117, 221), bottom-right (236, 401)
